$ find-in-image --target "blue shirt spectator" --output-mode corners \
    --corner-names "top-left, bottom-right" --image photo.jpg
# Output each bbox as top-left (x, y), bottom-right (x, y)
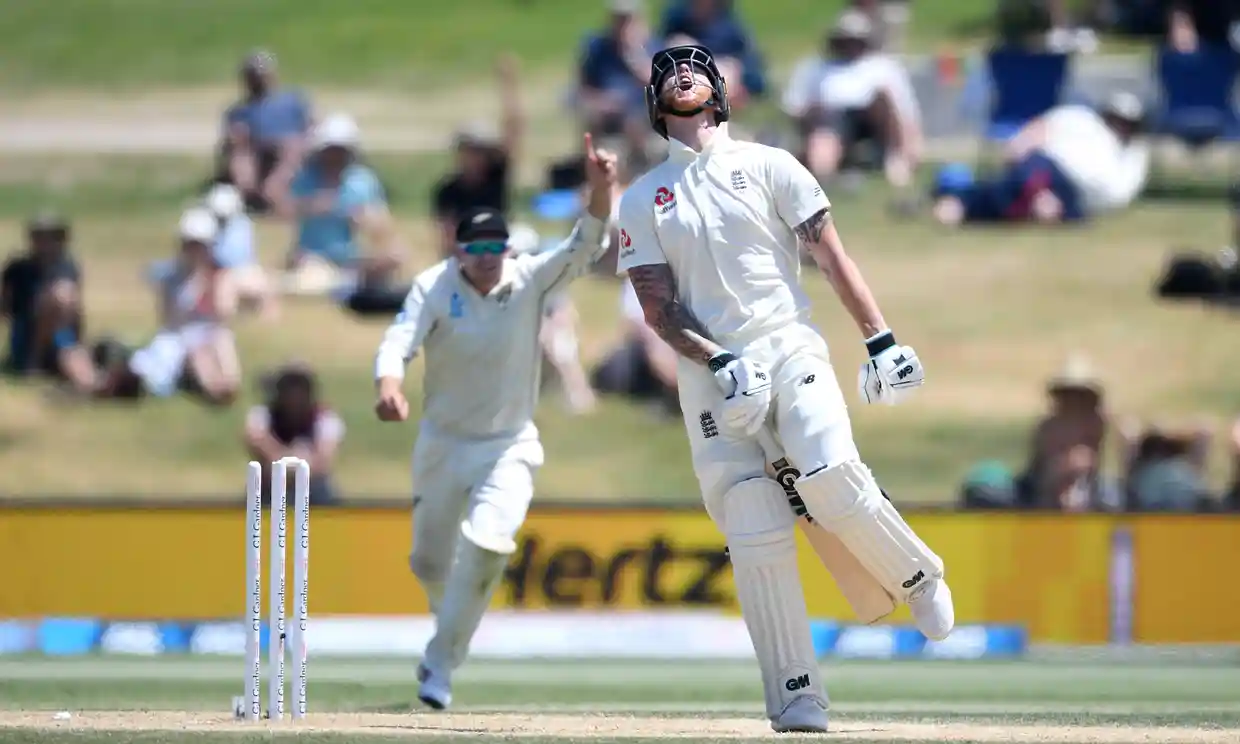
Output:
top-left (291, 162), bottom-right (385, 267)
top-left (578, 1), bottom-right (653, 137)
top-left (581, 36), bottom-right (649, 107)
top-left (224, 89), bottom-right (310, 153)
top-left (660, 0), bottom-right (767, 97)
top-left (214, 214), bottom-right (256, 269)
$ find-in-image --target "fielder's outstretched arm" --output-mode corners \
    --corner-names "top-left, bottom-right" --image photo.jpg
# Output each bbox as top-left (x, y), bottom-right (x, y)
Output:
top-left (626, 264), bottom-right (725, 365)
top-left (528, 213), bottom-right (609, 294)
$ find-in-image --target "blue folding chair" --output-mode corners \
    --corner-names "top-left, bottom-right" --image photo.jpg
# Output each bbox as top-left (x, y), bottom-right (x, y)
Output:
top-left (1149, 46), bottom-right (1240, 193)
top-left (1153, 46), bottom-right (1240, 148)
top-left (984, 48), bottom-right (1070, 142)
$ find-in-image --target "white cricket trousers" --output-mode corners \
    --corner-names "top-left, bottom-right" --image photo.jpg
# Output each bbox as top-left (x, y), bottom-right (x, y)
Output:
top-left (407, 422), bottom-right (544, 596)
top-left (677, 323), bottom-right (859, 519)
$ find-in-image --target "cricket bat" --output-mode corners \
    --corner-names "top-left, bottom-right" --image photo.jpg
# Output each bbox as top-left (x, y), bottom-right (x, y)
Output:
top-left (756, 428), bottom-right (897, 625)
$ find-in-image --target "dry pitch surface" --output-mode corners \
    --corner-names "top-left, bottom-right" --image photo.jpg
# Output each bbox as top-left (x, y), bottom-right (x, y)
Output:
top-left (0, 711), bottom-right (1234, 742)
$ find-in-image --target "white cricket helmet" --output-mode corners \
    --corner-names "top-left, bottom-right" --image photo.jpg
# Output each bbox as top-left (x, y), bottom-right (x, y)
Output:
top-left (205, 183), bottom-right (243, 221)
top-left (179, 207), bottom-right (219, 243)
top-left (312, 113), bottom-right (360, 150)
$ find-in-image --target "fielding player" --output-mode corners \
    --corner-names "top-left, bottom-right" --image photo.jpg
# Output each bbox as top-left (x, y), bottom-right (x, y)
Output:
top-left (372, 134), bottom-right (617, 710)
top-left (616, 45), bottom-right (954, 733)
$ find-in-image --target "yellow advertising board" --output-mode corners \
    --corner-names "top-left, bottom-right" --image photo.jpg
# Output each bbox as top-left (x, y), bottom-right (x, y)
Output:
top-left (0, 506), bottom-right (1235, 643)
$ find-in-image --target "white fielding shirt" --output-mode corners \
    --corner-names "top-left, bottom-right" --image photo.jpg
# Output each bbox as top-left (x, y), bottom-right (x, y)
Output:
top-left (615, 124), bottom-right (830, 352)
top-left (374, 215), bottom-right (607, 439)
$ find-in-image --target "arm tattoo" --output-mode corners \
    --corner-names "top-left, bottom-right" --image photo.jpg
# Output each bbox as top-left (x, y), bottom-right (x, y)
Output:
top-left (626, 264), bottom-right (721, 365)
top-left (793, 207), bottom-right (831, 245)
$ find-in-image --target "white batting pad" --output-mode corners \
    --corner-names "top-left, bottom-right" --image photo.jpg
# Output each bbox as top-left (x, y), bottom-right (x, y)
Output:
top-left (723, 478), bottom-right (828, 720)
top-left (795, 461), bottom-right (944, 601)
top-left (422, 532), bottom-right (510, 674)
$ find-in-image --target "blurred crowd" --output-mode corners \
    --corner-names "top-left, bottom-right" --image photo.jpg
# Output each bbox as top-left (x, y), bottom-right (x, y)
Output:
top-left (3, 0), bottom-right (1240, 508)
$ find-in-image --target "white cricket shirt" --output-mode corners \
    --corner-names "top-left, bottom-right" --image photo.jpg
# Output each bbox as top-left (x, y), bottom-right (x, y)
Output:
top-left (615, 124), bottom-right (830, 352)
top-left (374, 215), bottom-right (607, 438)
top-left (1040, 105), bottom-right (1149, 213)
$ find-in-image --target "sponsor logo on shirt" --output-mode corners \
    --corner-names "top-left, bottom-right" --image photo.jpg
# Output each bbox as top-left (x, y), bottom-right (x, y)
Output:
top-left (654, 187), bottom-right (676, 214)
top-left (730, 169), bottom-right (747, 192)
top-left (449, 292), bottom-right (464, 318)
top-left (618, 228), bottom-right (634, 259)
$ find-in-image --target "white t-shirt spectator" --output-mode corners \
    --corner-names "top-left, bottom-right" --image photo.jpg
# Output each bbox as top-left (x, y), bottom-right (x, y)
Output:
top-left (783, 54), bottom-right (921, 125)
top-left (1040, 105), bottom-right (1149, 213)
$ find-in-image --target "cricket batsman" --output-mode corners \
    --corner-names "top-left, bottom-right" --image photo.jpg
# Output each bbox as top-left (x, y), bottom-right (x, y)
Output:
top-left (617, 45), bottom-right (954, 733)
top-left (372, 134), bottom-right (617, 710)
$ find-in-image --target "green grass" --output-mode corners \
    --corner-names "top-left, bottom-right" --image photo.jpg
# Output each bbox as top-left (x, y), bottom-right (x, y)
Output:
top-left (0, 0), bottom-right (997, 91)
top-left (0, 656), bottom-right (1238, 742)
top-left (1, 153), bottom-right (1238, 503)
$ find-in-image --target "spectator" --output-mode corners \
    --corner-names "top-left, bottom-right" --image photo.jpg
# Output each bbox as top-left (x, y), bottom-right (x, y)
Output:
top-left (1119, 421), bottom-right (1213, 511)
top-left (782, 10), bottom-right (921, 190)
top-left (204, 184), bottom-right (275, 319)
top-left (1166, 0), bottom-right (1240, 52)
top-left (1016, 356), bottom-right (1120, 511)
top-left (589, 276), bottom-right (680, 418)
top-left (1, 212), bottom-right (97, 393)
top-left (579, 1), bottom-right (653, 136)
top-left (216, 50), bottom-right (311, 214)
top-left (278, 114), bottom-right (405, 305)
top-left (244, 364), bottom-right (342, 505)
top-left (659, 0), bottom-right (767, 107)
top-left (99, 209), bottom-right (241, 405)
top-left (148, 185), bottom-right (274, 319)
top-left (933, 92), bottom-right (1148, 227)
top-left (433, 55), bottom-right (523, 258)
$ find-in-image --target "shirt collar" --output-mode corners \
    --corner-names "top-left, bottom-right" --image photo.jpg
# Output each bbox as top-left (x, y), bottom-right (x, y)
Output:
top-left (667, 122), bottom-right (732, 163)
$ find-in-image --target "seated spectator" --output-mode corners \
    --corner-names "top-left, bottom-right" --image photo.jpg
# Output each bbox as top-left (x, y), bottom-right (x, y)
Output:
top-left (590, 276), bottom-right (680, 418)
top-left (579, 0), bottom-right (654, 154)
top-left (1167, 0), bottom-right (1240, 52)
top-left (660, 0), bottom-right (767, 108)
top-left (277, 114), bottom-right (405, 309)
top-left (148, 184), bottom-right (274, 319)
top-left (933, 92), bottom-right (1148, 227)
top-left (205, 184), bottom-right (275, 319)
top-left (1016, 357), bottom-right (1121, 511)
top-left (782, 10), bottom-right (921, 190)
top-left (433, 55), bottom-right (523, 258)
top-left (1119, 421), bottom-right (1213, 511)
top-left (216, 50), bottom-right (311, 214)
top-left (98, 209), bottom-right (240, 405)
top-left (1, 212), bottom-right (97, 392)
top-left (244, 363), bottom-right (342, 505)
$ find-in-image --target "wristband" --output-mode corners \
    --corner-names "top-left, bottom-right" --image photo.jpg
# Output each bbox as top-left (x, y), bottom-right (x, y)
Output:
top-left (864, 330), bottom-right (896, 358)
top-left (708, 351), bottom-right (738, 373)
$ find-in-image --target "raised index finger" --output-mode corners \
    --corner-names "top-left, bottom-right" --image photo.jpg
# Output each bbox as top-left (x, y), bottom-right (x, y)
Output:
top-left (583, 132), bottom-right (596, 161)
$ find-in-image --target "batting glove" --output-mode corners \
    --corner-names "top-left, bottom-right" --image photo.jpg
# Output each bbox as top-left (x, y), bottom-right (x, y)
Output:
top-left (709, 351), bottom-right (773, 437)
top-left (857, 330), bottom-right (924, 405)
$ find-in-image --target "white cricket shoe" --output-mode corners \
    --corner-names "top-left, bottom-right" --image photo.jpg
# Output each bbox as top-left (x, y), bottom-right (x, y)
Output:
top-left (771, 696), bottom-right (829, 733)
top-left (416, 663), bottom-right (452, 710)
top-left (908, 578), bottom-right (955, 641)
